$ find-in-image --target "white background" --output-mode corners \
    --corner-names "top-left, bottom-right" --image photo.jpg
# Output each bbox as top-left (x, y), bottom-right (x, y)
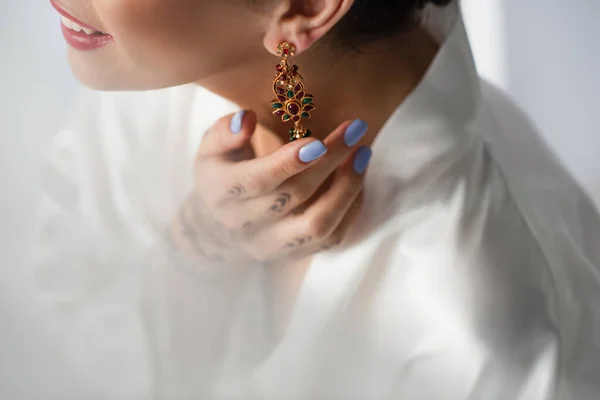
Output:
top-left (1, 0), bottom-right (599, 398)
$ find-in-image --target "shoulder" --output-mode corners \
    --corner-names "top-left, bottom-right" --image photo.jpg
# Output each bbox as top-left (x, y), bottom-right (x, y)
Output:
top-left (475, 78), bottom-right (563, 177)
top-left (478, 79), bottom-right (537, 135)
top-left (475, 78), bottom-right (600, 255)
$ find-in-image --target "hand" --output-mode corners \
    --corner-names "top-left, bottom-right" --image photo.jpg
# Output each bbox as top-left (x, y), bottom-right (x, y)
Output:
top-left (170, 110), bottom-right (372, 263)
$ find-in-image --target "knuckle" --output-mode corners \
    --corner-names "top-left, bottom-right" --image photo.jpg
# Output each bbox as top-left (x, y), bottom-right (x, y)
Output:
top-left (240, 220), bottom-right (255, 232)
top-left (217, 217), bottom-right (238, 234)
top-left (305, 215), bottom-right (334, 239)
top-left (269, 192), bottom-right (292, 214)
top-left (201, 189), bottom-right (224, 210)
top-left (343, 181), bottom-right (361, 201)
top-left (244, 174), bottom-right (271, 195)
top-left (289, 180), bottom-right (314, 204)
top-left (319, 233), bottom-right (343, 252)
top-left (195, 166), bottom-right (232, 205)
top-left (241, 243), bottom-right (269, 262)
top-left (272, 157), bottom-right (299, 181)
top-left (215, 212), bottom-right (252, 236)
top-left (283, 235), bottom-right (313, 250)
top-left (224, 183), bottom-right (248, 200)
top-left (206, 208), bottom-right (228, 230)
top-left (338, 169), bottom-right (360, 191)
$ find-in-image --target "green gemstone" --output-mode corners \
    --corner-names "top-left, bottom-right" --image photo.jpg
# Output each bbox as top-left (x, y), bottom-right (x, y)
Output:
top-left (302, 98), bottom-right (313, 104)
top-left (287, 90), bottom-right (294, 98)
top-left (301, 112), bottom-right (310, 119)
top-left (283, 114), bottom-right (291, 121)
top-left (271, 102), bottom-right (283, 109)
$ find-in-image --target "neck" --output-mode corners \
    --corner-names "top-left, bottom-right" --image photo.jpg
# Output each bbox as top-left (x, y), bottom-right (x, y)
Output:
top-left (199, 26), bottom-right (439, 151)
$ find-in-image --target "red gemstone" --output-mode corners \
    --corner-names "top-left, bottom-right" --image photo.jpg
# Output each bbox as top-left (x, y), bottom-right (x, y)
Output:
top-left (294, 84), bottom-right (302, 92)
top-left (292, 115), bottom-right (301, 122)
top-left (276, 87), bottom-right (285, 95)
top-left (275, 64), bottom-right (283, 72)
top-left (283, 49), bottom-right (290, 55)
top-left (280, 74), bottom-right (287, 81)
top-left (277, 95), bottom-right (286, 102)
top-left (287, 103), bottom-right (300, 115)
top-left (296, 91), bottom-right (304, 99)
top-left (274, 109), bottom-right (285, 116)
top-left (303, 104), bottom-right (315, 112)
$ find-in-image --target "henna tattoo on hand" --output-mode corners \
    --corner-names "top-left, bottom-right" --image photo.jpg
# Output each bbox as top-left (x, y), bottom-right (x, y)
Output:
top-left (242, 221), bottom-right (254, 229)
top-left (321, 238), bottom-right (342, 252)
top-left (270, 193), bottom-right (291, 213)
top-left (284, 235), bottom-right (313, 250)
top-left (227, 184), bottom-right (246, 197)
top-left (175, 194), bottom-right (235, 262)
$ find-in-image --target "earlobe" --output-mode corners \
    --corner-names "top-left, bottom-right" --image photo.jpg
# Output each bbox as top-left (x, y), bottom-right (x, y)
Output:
top-left (263, 0), bottom-right (355, 56)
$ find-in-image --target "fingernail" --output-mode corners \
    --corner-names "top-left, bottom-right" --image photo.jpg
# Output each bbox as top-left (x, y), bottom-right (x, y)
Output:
top-left (344, 119), bottom-right (368, 147)
top-left (299, 141), bottom-right (328, 163)
top-left (230, 110), bottom-right (246, 134)
top-left (353, 146), bottom-right (372, 175)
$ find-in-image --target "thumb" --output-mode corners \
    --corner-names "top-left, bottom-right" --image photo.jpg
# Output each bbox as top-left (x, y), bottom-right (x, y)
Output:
top-left (197, 110), bottom-right (257, 158)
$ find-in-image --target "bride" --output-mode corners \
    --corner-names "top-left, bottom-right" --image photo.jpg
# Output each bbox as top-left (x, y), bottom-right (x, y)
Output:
top-left (36, 0), bottom-right (600, 398)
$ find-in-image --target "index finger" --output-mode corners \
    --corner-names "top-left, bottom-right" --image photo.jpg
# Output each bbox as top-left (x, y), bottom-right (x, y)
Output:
top-left (223, 135), bottom-right (329, 199)
top-left (197, 110), bottom-right (257, 158)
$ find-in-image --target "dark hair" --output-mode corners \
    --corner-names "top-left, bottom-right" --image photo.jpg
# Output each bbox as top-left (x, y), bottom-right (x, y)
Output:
top-left (249, 0), bottom-right (453, 48)
top-left (333, 0), bottom-right (453, 47)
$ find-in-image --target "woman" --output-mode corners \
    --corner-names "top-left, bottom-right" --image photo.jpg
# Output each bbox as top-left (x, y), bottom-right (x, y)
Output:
top-left (36, 0), bottom-right (600, 398)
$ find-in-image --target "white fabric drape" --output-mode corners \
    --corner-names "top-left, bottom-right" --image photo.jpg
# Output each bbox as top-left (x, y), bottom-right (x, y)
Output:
top-left (35, 2), bottom-right (600, 398)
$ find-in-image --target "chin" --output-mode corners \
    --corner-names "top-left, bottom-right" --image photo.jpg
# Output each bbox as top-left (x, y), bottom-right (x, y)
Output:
top-left (67, 48), bottom-right (184, 91)
top-left (68, 49), bottom-right (127, 91)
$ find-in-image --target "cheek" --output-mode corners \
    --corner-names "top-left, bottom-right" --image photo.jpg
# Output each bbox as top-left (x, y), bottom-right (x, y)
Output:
top-left (97, 0), bottom-right (254, 80)
top-left (103, 0), bottom-right (207, 62)
top-left (70, 0), bottom-right (267, 90)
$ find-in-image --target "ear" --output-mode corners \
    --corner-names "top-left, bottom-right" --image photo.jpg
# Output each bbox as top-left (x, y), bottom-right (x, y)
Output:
top-left (263, 0), bottom-right (355, 56)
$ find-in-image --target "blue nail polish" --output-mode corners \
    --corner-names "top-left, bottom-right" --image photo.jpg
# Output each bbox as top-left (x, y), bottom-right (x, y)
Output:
top-left (299, 141), bottom-right (328, 163)
top-left (353, 146), bottom-right (372, 175)
top-left (344, 119), bottom-right (368, 147)
top-left (230, 110), bottom-right (246, 134)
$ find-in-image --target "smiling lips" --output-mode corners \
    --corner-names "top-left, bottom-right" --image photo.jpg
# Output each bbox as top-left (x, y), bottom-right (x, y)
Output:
top-left (50, 0), bottom-right (113, 51)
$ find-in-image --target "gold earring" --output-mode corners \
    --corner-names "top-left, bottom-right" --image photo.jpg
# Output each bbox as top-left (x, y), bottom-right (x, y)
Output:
top-left (270, 42), bottom-right (316, 142)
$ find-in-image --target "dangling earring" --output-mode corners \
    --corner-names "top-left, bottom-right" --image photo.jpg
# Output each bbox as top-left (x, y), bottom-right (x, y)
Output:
top-left (270, 42), bottom-right (316, 142)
